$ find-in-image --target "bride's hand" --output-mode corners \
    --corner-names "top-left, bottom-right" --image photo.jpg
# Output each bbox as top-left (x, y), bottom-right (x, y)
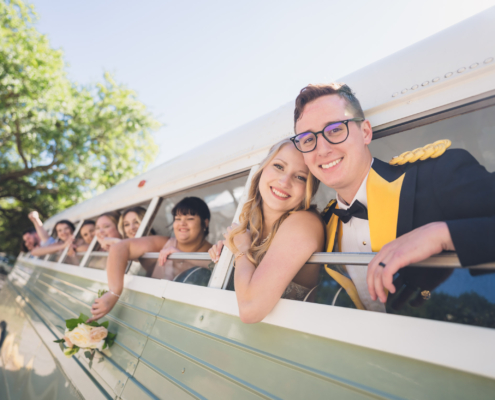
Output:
top-left (223, 223), bottom-right (250, 254)
top-left (208, 240), bottom-right (225, 263)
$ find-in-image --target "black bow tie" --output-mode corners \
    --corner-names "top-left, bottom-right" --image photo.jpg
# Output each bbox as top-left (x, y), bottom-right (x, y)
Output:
top-left (333, 200), bottom-right (368, 223)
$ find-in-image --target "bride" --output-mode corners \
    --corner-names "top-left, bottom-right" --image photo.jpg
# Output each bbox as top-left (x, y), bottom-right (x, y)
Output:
top-left (209, 138), bottom-right (324, 323)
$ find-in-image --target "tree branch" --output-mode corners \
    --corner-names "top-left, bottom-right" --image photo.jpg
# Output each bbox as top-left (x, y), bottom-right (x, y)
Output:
top-left (0, 158), bottom-right (57, 183)
top-left (15, 118), bottom-right (29, 169)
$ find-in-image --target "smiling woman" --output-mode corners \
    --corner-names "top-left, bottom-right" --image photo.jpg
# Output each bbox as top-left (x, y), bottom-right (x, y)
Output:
top-left (118, 207), bottom-right (147, 239)
top-left (95, 212), bottom-right (122, 251)
top-left (208, 139), bottom-right (324, 323)
top-left (29, 219), bottom-right (86, 264)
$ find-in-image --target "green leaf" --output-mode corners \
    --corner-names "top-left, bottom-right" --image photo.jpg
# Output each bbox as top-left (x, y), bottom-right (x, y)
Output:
top-left (53, 338), bottom-right (65, 343)
top-left (102, 342), bottom-right (107, 350)
top-left (101, 321), bottom-right (109, 329)
top-left (87, 321), bottom-right (100, 327)
top-left (65, 318), bottom-right (80, 331)
top-left (64, 346), bottom-right (80, 357)
top-left (84, 351), bottom-right (92, 359)
top-left (58, 342), bottom-right (65, 352)
top-left (106, 332), bottom-right (116, 339)
top-left (79, 313), bottom-right (90, 323)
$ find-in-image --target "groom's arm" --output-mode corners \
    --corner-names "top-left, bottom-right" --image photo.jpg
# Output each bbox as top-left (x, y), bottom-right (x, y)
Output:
top-left (367, 149), bottom-right (495, 303)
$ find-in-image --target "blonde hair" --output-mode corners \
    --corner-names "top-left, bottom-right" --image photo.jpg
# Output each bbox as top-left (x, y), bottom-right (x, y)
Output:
top-left (118, 206), bottom-right (146, 238)
top-left (228, 139), bottom-right (319, 266)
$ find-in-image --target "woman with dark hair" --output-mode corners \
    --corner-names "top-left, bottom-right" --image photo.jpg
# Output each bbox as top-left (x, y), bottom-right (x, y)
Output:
top-left (80, 220), bottom-right (96, 245)
top-left (30, 219), bottom-right (82, 259)
top-left (88, 197), bottom-right (212, 321)
top-left (21, 228), bottom-right (39, 253)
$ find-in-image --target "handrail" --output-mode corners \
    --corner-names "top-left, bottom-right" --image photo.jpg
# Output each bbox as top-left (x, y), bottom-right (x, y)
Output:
top-left (83, 251), bottom-right (495, 269)
top-left (306, 252), bottom-right (495, 269)
top-left (28, 249), bottom-right (495, 269)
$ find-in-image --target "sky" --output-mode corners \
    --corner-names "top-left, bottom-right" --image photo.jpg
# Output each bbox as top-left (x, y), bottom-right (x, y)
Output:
top-left (30, 0), bottom-right (495, 170)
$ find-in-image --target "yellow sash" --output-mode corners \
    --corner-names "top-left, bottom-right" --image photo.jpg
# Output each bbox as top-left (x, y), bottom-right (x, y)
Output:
top-left (324, 202), bottom-right (365, 310)
top-left (323, 168), bottom-right (406, 309)
top-left (367, 168), bottom-right (405, 251)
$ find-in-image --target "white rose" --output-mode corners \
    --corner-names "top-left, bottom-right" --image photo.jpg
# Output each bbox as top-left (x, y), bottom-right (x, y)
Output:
top-left (66, 323), bottom-right (92, 348)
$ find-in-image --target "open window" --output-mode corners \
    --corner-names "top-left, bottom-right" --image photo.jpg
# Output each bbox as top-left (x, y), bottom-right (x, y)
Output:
top-left (84, 200), bottom-right (155, 270)
top-left (311, 102), bottom-right (495, 328)
top-left (126, 172), bottom-right (250, 283)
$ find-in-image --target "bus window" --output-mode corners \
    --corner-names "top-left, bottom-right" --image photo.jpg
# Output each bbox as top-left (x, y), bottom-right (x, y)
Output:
top-left (85, 252), bottom-right (108, 270)
top-left (151, 173), bottom-right (248, 242)
top-left (313, 103), bottom-right (495, 328)
top-left (83, 201), bottom-right (155, 271)
top-left (118, 203), bottom-right (154, 239)
top-left (138, 173), bottom-right (249, 284)
top-left (45, 228), bottom-right (61, 262)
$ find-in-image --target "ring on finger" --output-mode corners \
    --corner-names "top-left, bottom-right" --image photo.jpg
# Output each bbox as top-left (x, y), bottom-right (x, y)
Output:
top-left (378, 262), bottom-right (386, 268)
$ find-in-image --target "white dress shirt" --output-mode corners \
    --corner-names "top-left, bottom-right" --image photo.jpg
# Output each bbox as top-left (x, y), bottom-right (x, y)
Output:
top-left (336, 159), bottom-right (386, 312)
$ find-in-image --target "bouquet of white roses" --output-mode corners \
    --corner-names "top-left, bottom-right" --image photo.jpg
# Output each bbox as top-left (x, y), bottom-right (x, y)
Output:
top-left (54, 313), bottom-right (116, 368)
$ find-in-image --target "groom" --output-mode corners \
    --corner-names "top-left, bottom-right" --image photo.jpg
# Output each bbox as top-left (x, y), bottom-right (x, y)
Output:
top-left (291, 83), bottom-right (495, 310)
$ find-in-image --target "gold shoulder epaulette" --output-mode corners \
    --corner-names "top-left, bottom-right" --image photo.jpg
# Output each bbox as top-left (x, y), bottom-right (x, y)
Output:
top-left (321, 199), bottom-right (337, 216)
top-left (389, 139), bottom-right (452, 165)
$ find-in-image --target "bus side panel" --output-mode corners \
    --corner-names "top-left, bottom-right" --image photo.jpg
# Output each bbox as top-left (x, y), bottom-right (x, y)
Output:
top-left (4, 260), bottom-right (164, 399)
top-left (137, 297), bottom-right (495, 400)
top-left (0, 281), bottom-right (83, 400)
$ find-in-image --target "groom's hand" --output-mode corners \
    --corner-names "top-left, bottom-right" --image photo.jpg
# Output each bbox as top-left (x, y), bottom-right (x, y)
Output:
top-left (367, 222), bottom-right (454, 303)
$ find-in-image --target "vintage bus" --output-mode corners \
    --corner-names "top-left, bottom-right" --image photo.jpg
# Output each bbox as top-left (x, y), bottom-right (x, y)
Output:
top-left (1, 7), bottom-right (495, 400)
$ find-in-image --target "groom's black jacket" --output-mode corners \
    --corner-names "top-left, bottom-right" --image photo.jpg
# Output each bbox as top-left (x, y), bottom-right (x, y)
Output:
top-left (323, 148), bottom-right (495, 267)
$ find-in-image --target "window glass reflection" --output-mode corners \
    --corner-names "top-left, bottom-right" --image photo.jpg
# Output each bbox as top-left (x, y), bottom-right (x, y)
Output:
top-left (85, 254), bottom-right (108, 270)
top-left (314, 266), bottom-right (495, 328)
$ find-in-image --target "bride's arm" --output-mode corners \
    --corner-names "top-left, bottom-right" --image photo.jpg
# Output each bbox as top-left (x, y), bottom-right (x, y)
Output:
top-left (231, 211), bottom-right (324, 324)
top-left (88, 235), bottom-right (168, 321)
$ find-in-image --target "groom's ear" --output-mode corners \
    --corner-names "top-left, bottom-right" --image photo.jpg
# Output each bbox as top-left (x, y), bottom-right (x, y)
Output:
top-left (361, 120), bottom-right (373, 145)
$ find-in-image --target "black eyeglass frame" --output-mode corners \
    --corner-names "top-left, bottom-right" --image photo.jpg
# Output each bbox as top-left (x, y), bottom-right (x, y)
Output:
top-left (290, 118), bottom-right (365, 153)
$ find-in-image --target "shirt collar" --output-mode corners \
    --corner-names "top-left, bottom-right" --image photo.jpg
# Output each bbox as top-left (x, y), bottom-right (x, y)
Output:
top-left (337, 159), bottom-right (374, 210)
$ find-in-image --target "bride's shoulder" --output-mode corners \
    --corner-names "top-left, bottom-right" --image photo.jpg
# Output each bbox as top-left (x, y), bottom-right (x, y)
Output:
top-left (283, 209), bottom-right (324, 229)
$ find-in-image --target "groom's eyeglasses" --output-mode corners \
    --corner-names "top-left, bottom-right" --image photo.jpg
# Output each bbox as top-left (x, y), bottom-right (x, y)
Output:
top-left (290, 118), bottom-right (365, 153)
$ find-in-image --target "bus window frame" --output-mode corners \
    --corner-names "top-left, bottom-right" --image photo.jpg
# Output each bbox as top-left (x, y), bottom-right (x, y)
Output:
top-left (137, 169), bottom-right (252, 284)
top-left (79, 196), bottom-right (162, 270)
top-left (57, 219), bottom-right (83, 264)
top-left (77, 170), bottom-right (251, 272)
top-left (208, 165), bottom-right (259, 289)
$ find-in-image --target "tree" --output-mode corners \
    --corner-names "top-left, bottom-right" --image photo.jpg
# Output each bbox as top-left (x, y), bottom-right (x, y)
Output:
top-left (0, 0), bottom-right (159, 256)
